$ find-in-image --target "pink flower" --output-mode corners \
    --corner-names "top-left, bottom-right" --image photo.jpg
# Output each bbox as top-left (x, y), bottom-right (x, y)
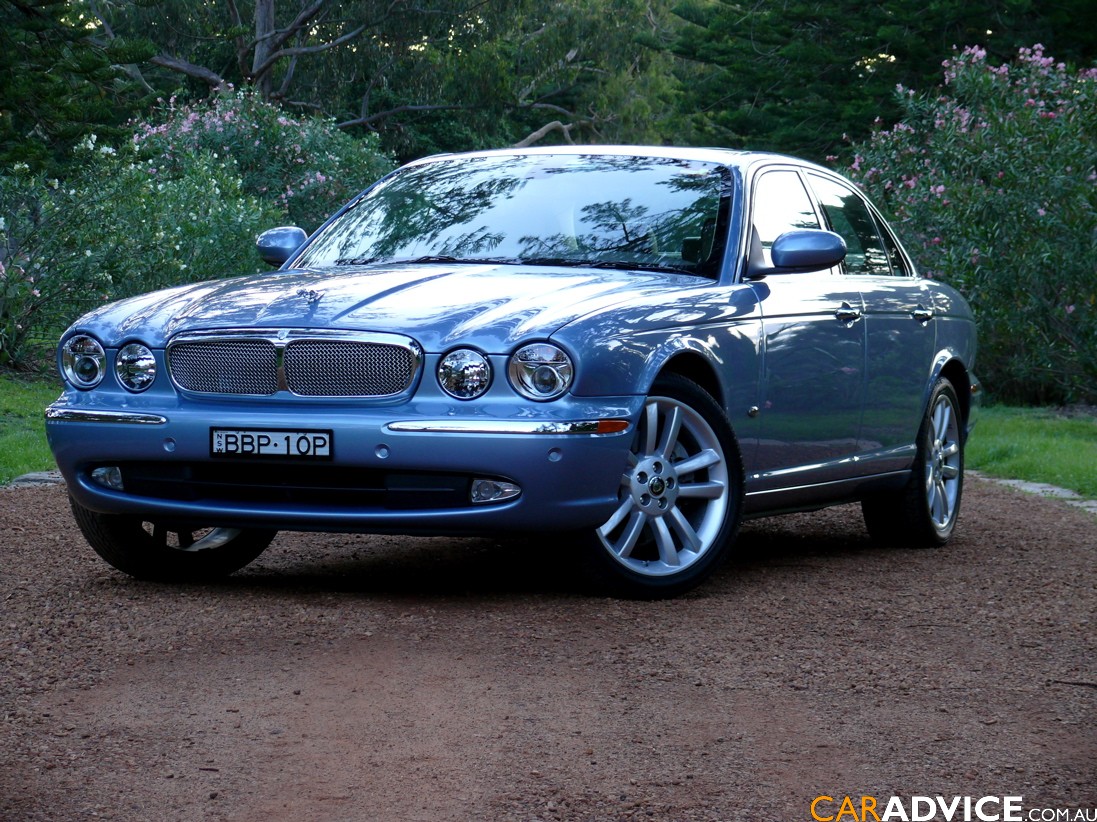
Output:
top-left (1037, 208), bottom-right (1047, 216)
top-left (1065, 305), bottom-right (1076, 314)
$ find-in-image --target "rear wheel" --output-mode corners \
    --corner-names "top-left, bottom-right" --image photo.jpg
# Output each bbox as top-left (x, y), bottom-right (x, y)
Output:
top-left (70, 496), bottom-right (276, 581)
top-left (862, 377), bottom-right (964, 546)
top-left (590, 374), bottom-right (743, 598)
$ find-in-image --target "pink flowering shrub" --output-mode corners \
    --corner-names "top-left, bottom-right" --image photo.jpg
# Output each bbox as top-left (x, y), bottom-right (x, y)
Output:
top-left (844, 45), bottom-right (1097, 404)
top-left (133, 90), bottom-right (392, 231)
top-left (1, 92), bottom-right (392, 367)
top-left (0, 142), bottom-right (280, 367)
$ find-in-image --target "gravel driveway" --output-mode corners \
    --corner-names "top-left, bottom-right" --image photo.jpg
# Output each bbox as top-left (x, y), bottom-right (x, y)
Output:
top-left (2, 480), bottom-right (1094, 821)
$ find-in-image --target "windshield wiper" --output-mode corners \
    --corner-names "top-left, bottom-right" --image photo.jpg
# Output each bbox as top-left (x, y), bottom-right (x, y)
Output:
top-left (587, 260), bottom-right (698, 276)
top-left (335, 256), bottom-right (384, 266)
top-left (518, 257), bottom-right (698, 276)
top-left (333, 255), bottom-right (512, 266)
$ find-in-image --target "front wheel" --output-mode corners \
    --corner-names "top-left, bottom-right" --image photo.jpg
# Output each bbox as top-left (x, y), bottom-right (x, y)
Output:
top-left (588, 374), bottom-right (743, 598)
top-left (862, 377), bottom-right (965, 546)
top-left (70, 496), bottom-right (276, 581)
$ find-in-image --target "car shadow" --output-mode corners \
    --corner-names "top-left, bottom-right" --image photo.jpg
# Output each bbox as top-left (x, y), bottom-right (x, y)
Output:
top-left (179, 504), bottom-right (887, 600)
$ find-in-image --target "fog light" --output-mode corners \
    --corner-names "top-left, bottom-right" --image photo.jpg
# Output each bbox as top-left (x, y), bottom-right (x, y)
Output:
top-left (91, 466), bottom-right (124, 491)
top-left (470, 478), bottom-right (521, 504)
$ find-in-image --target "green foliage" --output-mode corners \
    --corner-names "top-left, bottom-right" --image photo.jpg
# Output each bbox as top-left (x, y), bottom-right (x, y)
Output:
top-left (0, 0), bottom-right (152, 172)
top-left (132, 90), bottom-right (393, 231)
top-left (665, 0), bottom-right (1097, 159)
top-left (0, 373), bottom-right (60, 483)
top-left (967, 405), bottom-right (1097, 499)
top-left (845, 45), bottom-right (1097, 405)
top-left (1, 92), bottom-right (393, 368)
top-left (0, 138), bottom-right (282, 367)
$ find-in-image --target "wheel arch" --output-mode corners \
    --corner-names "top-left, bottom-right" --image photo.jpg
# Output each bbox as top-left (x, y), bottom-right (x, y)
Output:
top-left (929, 354), bottom-right (972, 429)
top-left (653, 350), bottom-right (723, 404)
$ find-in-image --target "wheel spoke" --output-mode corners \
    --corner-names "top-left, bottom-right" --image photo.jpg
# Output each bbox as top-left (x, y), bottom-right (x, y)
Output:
top-left (941, 464), bottom-right (960, 480)
top-left (934, 400), bottom-right (953, 442)
top-left (941, 442), bottom-right (960, 459)
top-left (932, 478), bottom-right (950, 524)
top-left (612, 511), bottom-right (648, 559)
top-left (656, 404), bottom-right (683, 460)
top-left (642, 401), bottom-right (660, 455)
top-left (677, 480), bottom-right (725, 500)
top-left (673, 448), bottom-right (721, 476)
top-left (667, 506), bottom-right (702, 553)
top-left (651, 517), bottom-right (681, 567)
top-left (597, 497), bottom-right (635, 539)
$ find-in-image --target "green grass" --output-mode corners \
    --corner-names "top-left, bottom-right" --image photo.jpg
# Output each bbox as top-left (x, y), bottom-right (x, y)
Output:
top-left (0, 374), bottom-right (62, 484)
top-left (1, 375), bottom-right (1095, 499)
top-left (967, 405), bottom-right (1097, 499)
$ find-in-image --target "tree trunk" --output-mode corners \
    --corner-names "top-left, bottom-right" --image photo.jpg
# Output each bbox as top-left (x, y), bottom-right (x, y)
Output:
top-left (252, 0), bottom-right (276, 99)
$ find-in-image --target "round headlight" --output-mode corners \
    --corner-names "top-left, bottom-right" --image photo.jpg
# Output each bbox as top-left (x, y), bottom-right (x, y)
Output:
top-left (438, 348), bottom-right (492, 399)
top-left (508, 343), bottom-right (573, 401)
top-left (115, 343), bottom-right (157, 392)
top-left (61, 334), bottom-right (107, 389)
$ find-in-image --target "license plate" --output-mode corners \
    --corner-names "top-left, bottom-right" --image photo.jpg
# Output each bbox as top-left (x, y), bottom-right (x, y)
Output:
top-left (211, 428), bottom-right (333, 459)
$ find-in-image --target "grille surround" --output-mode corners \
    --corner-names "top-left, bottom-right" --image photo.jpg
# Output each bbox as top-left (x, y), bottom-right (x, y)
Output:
top-left (167, 329), bottom-right (422, 398)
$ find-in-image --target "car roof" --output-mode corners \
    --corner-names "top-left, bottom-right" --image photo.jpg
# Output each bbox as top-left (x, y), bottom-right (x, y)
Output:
top-left (404, 145), bottom-right (832, 176)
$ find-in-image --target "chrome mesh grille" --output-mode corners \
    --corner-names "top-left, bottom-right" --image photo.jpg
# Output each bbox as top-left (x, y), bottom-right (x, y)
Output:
top-left (169, 340), bottom-right (279, 395)
top-left (284, 340), bottom-right (416, 397)
top-left (168, 334), bottom-right (419, 397)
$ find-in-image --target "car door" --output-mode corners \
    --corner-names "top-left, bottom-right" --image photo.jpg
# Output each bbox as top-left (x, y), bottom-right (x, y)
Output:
top-left (807, 172), bottom-right (936, 474)
top-left (746, 167), bottom-right (867, 493)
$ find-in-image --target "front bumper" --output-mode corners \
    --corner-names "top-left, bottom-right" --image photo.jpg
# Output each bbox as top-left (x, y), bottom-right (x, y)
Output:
top-left (46, 393), bottom-right (641, 535)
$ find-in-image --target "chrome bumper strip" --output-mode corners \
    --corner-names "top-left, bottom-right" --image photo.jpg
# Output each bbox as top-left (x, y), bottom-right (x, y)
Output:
top-left (46, 406), bottom-right (169, 425)
top-left (386, 419), bottom-right (627, 435)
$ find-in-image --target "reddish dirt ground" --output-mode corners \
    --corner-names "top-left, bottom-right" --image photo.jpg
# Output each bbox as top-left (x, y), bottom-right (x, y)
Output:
top-left (2, 479), bottom-right (1095, 821)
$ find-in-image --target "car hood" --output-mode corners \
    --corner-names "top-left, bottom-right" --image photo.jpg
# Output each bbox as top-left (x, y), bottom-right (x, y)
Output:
top-left (71, 263), bottom-right (705, 351)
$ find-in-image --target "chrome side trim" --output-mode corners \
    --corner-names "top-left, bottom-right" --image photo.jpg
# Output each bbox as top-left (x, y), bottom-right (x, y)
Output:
top-left (386, 419), bottom-right (629, 435)
top-left (45, 406), bottom-right (168, 425)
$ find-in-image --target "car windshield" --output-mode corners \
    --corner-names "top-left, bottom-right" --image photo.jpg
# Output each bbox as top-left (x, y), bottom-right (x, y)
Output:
top-left (295, 153), bottom-right (732, 277)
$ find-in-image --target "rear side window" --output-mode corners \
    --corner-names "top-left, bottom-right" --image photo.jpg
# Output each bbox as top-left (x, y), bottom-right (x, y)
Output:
top-left (809, 174), bottom-right (897, 276)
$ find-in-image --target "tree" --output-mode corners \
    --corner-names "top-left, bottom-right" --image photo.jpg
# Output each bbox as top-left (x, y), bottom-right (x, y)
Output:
top-left (80, 0), bottom-right (679, 161)
top-left (664, 0), bottom-right (1097, 160)
top-left (0, 0), bottom-right (152, 170)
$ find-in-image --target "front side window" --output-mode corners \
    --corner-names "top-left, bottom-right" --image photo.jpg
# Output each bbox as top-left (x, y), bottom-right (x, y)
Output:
top-left (296, 154), bottom-right (732, 278)
top-left (750, 170), bottom-right (822, 267)
top-left (809, 174), bottom-right (895, 276)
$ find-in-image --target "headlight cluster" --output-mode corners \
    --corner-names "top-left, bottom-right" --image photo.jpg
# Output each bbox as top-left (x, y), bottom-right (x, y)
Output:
top-left (437, 343), bottom-right (574, 401)
top-left (508, 343), bottom-right (573, 401)
top-left (61, 335), bottom-right (156, 392)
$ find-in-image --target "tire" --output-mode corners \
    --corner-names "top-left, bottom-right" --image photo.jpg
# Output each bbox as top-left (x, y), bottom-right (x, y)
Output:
top-left (862, 377), bottom-right (964, 547)
top-left (588, 373), bottom-right (743, 599)
top-left (70, 496), bottom-right (276, 582)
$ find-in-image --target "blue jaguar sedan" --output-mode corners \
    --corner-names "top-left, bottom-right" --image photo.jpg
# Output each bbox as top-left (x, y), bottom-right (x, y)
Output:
top-left (46, 147), bottom-right (979, 597)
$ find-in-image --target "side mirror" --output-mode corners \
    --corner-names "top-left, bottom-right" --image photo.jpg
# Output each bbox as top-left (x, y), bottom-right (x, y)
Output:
top-left (770, 229), bottom-right (847, 271)
top-left (256, 226), bottom-right (308, 266)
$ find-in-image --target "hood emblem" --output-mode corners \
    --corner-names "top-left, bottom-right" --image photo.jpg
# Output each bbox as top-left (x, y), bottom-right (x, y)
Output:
top-left (296, 288), bottom-right (325, 305)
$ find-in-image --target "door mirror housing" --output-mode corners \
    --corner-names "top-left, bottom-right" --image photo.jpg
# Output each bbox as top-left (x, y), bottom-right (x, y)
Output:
top-left (746, 229), bottom-right (847, 278)
top-left (256, 226), bottom-right (308, 266)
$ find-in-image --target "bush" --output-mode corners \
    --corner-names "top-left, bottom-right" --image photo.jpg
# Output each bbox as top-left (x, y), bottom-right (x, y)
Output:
top-left (1, 91), bottom-right (393, 368)
top-left (0, 139), bottom-right (281, 367)
top-left (844, 45), bottom-right (1097, 405)
top-left (133, 89), bottom-right (393, 232)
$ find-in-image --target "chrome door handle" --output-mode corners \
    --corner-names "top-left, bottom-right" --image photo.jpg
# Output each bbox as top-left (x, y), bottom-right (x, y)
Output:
top-left (912, 306), bottom-right (934, 324)
top-left (835, 303), bottom-right (862, 324)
